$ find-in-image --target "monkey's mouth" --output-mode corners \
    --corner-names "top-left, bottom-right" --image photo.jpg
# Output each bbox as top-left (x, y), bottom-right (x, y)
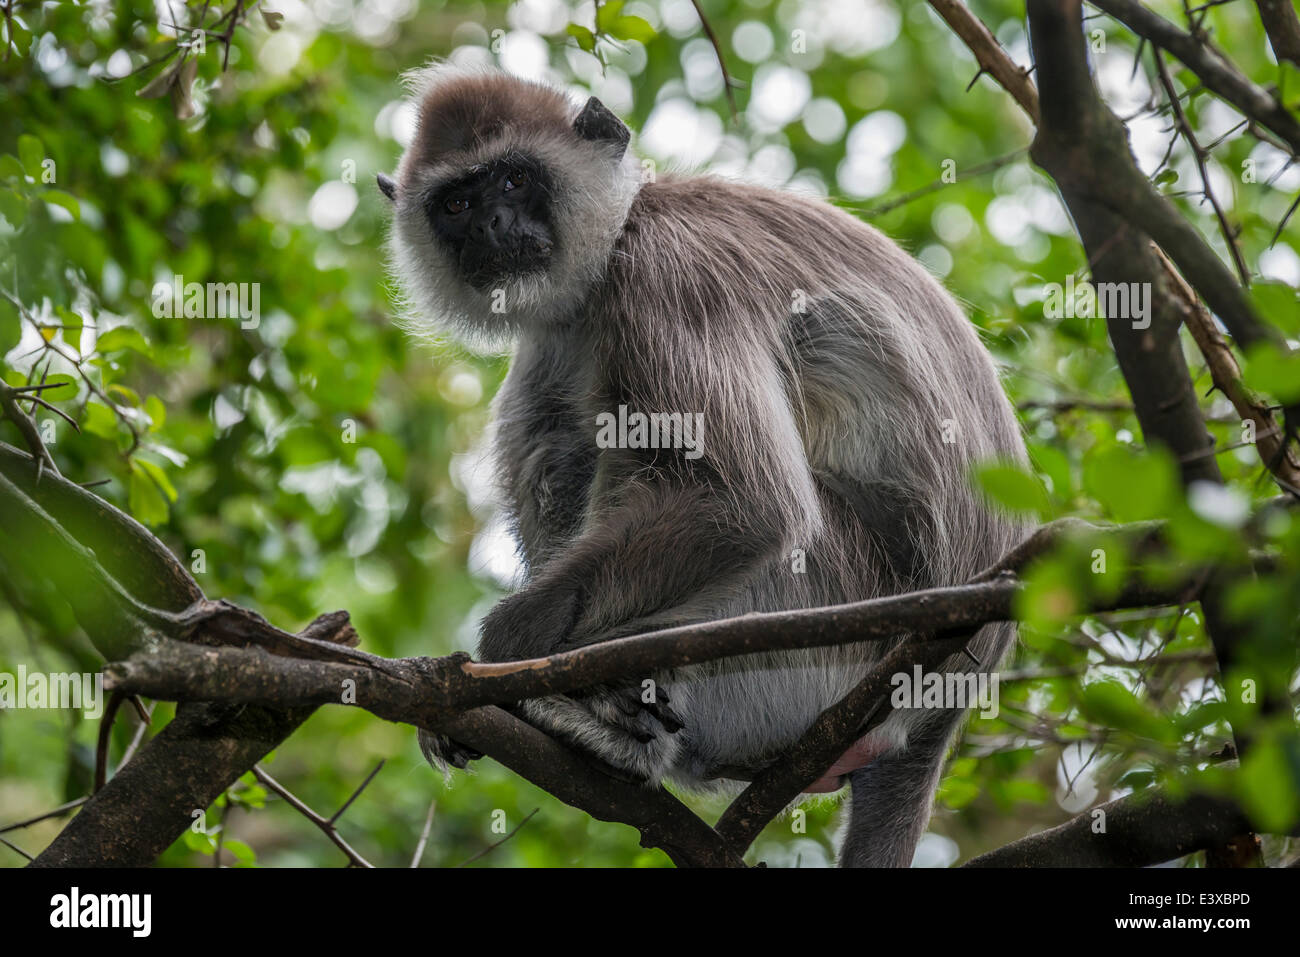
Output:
top-left (461, 235), bottom-right (555, 292)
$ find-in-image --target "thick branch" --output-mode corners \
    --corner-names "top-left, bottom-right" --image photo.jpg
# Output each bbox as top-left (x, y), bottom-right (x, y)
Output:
top-left (1255, 0), bottom-right (1300, 67)
top-left (0, 442), bottom-right (202, 611)
top-left (94, 640), bottom-right (744, 867)
top-left (1033, 1), bottom-right (1284, 358)
top-left (30, 611), bottom-right (359, 868)
top-left (1027, 0), bottom-right (1272, 865)
top-left (963, 788), bottom-right (1272, 867)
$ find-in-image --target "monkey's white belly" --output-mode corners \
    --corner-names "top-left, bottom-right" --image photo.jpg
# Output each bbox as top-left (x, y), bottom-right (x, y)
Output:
top-left (665, 650), bottom-right (908, 784)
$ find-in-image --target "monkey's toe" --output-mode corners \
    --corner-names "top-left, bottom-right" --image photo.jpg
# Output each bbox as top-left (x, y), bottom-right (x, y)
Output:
top-left (417, 728), bottom-right (483, 774)
top-left (574, 682), bottom-right (685, 736)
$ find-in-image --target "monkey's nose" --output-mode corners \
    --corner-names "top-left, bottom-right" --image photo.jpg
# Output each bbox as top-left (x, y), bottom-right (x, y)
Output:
top-left (474, 208), bottom-right (514, 246)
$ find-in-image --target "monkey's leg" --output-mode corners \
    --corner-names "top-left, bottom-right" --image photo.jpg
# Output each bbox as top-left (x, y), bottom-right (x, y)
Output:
top-left (838, 710), bottom-right (959, 868)
top-left (478, 481), bottom-right (787, 662)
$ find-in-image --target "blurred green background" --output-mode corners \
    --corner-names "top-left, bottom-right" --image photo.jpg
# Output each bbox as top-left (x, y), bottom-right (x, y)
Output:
top-left (1, 0), bottom-right (1298, 866)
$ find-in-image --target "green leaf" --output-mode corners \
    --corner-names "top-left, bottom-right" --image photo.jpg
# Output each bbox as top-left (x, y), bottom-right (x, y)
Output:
top-left (0, 299), bottom-right (20, 349)
top-left (936, 775), bottom-right (980, 809)
top-left (1028, 441), bottom-right (1072, 501)
top-left (1250, 281), bottom-right (1300, 336)
top-left (1078, 680), bottom-right (1175, 744)
top-left (230, 783), bottom-right (267, 809)
top-left (1082, 445), bottom-right (1178, 522)
top-left (129, 465), bottom-right (170, 525)
top-left (0, 188), bottom-right (27, 228)
top-left (996, 778), bottom-right (1051, 805)
top-left (55, 308), bottom-right (83, 352)
top-left (17, 134), bottom-right (43, 179)
top-left (595, 0), bottom-right (626, 33)
top-left (95, 325), bottom-right (152, 357)
top-left (1014, 557), bottom-right (1082, 632)
top-left (1243, 340), bottom-right (1300, 403)
top-left (136, 457), bottom-right (178, 503)
top-left (610, 15), bottom-right (655, 43)
top-left (2, 18), bottom-right (31, 58)
top-left (222, 838), bottom-right (257, 866)
top-left (0, 153), bottom-right (25, 181)
top-left (1115, 767), bottom-right (1156, 790)
top-left (107, 383), bottom-right (140, 407)
top-left (566, 23), bottom-right (597, 52)
top-left (144, 394), bottom-right (166, 432)
top-left (36, 373), bottom-right (77, 399)
top-left (81, 402), bottom-right (119, 440)
top-left (42, 189), bottom-right (80, 220)
top-left (974, 462), bottom-right (1051, 517)
top-left (182, 829), bottom-right (216, 854)
top-left (1236, 737), bottom-right (1300, 834)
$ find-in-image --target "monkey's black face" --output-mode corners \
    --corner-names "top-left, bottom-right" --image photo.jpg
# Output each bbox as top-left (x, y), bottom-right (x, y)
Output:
top-left (425, 154), bottom-right (556, 291)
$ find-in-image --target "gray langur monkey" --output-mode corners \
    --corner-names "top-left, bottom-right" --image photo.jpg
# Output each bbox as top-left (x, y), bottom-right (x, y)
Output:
top-left (380, 64), bottom-right (1028, 868)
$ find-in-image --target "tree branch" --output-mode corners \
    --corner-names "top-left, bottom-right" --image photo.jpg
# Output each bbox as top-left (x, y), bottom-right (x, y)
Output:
top-left (927, 0), bottom-right (1040, 121)
top-left (1090, 0), bottom-right (1300, 156)
top-left (1026, 0), bottom-right (1273, 867)
top-left (1253, 0), bottom-right (1300, 68)
top-left (963, 787), bottom-right (1281, 866)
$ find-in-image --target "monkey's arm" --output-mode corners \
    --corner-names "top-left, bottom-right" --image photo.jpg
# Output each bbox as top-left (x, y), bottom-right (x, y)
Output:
top-left (479, 331), bottom-right (818, 662)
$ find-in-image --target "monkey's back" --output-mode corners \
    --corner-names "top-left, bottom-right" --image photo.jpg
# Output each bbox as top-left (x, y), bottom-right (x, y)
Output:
top-left (602, 172), bottom-right (1026, 574)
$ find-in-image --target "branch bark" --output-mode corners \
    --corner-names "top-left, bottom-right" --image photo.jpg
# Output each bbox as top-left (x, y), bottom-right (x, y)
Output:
top-left (1026, 0), bottom-right (1274, 867)
top-left (927, 0), bottom-right (1040, 121)
top-left (1254, 0), bottom-right (1300, 68)
top-left (963, 788), bottom-right (1275, 867)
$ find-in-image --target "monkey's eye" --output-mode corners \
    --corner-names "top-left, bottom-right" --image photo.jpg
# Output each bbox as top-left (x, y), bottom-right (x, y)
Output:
top-left (503, 170), bottom-right (529, 191)
top-left (445, 196), bottom-right (471, 214)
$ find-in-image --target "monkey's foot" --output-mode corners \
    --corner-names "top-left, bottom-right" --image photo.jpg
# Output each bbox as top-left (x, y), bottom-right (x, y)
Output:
top-left (571, 681), bottom-right (685, 737)
top-left (519, 692), bottom-right (684, 785)
top-left (417, 728), bottom-right (484, 774)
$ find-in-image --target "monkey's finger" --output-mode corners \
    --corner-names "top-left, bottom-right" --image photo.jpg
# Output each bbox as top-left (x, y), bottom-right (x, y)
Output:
top-left (590, 685), bottom-right (644, 719)
top-left (642, 699), bottom-right (685, 734)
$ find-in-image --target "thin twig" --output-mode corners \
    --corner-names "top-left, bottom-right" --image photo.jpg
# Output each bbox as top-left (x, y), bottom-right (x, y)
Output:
top-left (251, 765), bottom-right (374, 867)
top-left (859, 147), bottom-right (1028, 218)
top-left (329, 758), bottom-right (385, 825)
top-left (1151, 49), bottom-right (1251, 286)
top-left (455, 808), bottom-right (540, 867)
top-left (410, 800), bottom-right (437, 868)
top-left (688, 0), bottom-right (738, 122)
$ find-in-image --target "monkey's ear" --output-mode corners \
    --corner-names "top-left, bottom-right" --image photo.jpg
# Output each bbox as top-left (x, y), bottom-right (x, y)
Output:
top-left (377, 172), bottom-right (397, 202)
top-left (573, 97), bottom-right (630, 160)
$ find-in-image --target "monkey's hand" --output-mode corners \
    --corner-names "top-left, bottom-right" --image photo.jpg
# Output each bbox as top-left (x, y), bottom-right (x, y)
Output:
top-left (417, 728), bottom-right (484, 775)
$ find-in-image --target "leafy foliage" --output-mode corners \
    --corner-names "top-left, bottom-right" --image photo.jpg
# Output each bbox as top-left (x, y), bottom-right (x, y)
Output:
top-left (1, 0), bottom-right (1297, 867)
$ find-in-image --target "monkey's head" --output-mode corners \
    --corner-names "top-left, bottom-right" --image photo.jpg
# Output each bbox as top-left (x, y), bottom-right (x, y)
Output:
top-left (381, 65), bottom-right (640, 344)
